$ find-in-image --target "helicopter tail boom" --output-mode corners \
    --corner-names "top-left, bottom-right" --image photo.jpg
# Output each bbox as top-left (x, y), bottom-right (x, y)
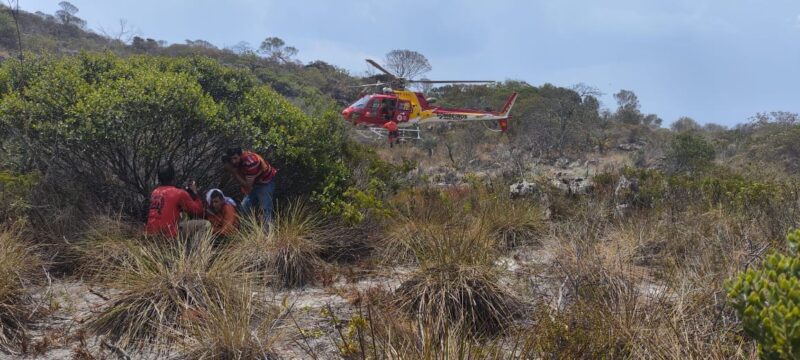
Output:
top-left (499, 92), bottom-right (518, 117)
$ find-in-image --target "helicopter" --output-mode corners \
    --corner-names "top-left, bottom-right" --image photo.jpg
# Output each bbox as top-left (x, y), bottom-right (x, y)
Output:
top-left (341, 59), bottom-right (518, 132)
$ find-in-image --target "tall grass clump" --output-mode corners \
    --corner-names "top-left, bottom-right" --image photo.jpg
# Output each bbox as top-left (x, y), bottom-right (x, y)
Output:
top-left (478, 196), bottom-right (547, 250)
top-left (232, 200), bottom-right (324, 288)
top-left (0, 227), bottom-right (41, 353)
top-left (393, 224), bottom-right (519, 336)
top-left (380, 188), bottom-right (469, 264)
top-left (315, 305), bottom-right (517, 359)
top-left (72, 215), bottom-right (141, 281)
top-left (87, 230), bottom-right (255, 351)
top-left (176, 286), bottom-right (281, 360)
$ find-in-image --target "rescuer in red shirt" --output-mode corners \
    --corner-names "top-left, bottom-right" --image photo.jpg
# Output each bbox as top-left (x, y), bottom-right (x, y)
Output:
top-left (145, 165), bottom-right (207, 239)
top-left (224, 147), bottom-right (277, 224)
top-left (383, 120), bottom-right (399, 148)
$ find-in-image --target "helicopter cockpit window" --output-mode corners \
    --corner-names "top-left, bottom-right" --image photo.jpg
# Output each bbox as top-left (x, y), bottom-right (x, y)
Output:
top-left (370, 100), bottom-right (382, 112)
top-left (352, 96), bottom-right (370, 109)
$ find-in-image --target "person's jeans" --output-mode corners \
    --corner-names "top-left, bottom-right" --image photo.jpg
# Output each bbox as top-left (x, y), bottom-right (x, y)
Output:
top-left (241, 180), bottom-right (276, 224)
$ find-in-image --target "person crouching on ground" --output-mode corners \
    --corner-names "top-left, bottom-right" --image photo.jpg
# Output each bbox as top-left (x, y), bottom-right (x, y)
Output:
top-left (145, 165), bottom-right (209, 242)
top-left (205, 189), bottom-right (238, 238)
top-left (223, 147), bottom-right (277, 224)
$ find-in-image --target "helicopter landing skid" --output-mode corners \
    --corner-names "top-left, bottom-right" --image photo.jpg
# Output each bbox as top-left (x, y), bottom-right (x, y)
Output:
top-left (354, 127), bottom-right (422, 142)
top-left (369, 127), bottom-right (422, 141)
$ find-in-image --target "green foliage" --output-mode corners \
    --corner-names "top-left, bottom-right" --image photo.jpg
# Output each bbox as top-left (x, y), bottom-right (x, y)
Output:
top-left (619, 167), bottom-right (794, 221)
top-left (727, 230), bottom-right (800, 359)
top-left (316, 143), bottom-right (405, 224)
top-left (0, 171), bottom-right (38, 220)
top-left (0, 52), bottom-right (360, 217)
top-left (665, 132), bottom-right (716, 173)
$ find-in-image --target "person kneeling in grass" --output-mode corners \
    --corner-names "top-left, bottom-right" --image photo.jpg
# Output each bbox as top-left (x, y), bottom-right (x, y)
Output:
top-left (145, 165), bottom-right (209, 243)
top-left (223, 147), bottom-right (277, 224)
top-left (205, 189), bottom-right (238, 238)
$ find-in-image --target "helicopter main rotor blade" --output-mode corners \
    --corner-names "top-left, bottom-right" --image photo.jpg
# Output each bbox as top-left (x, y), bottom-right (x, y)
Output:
top-left (408, 80), bottom-right (496, 84)
top-left (366, 59), bottom-right (397, 78)
top-left (348, 83), bottom-right (388, 88)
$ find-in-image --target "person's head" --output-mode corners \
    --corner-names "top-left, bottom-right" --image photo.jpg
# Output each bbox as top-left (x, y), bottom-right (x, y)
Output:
top-left (226, 147), bottom-right (243, 166)
top-left (157, 165), bottom-right (176, 185)
top-left (209, 190), bottom-right (225, 212)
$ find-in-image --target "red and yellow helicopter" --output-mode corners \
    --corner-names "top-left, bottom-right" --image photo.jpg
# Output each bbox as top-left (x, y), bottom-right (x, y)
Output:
top-left (341, 59), bottom-right (518, 132)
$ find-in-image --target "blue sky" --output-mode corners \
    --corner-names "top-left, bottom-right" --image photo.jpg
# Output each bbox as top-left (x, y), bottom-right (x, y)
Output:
top-left (17, 0), bottom-right (800, 126)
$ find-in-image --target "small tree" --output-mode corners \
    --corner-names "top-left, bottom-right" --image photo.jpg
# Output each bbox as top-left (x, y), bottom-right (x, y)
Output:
top-left (614, 89), bottom-right (642, 125)
top-left (55, 1), bottom-right (86, 28)
top-left (259, 37), bottom-right (298, 63)
top-left (384, 49), bottom-right (431, 79)
top-left (727, 229), bottom-right (800, 360)
top-left (665, 132), bottom-right (715, 173)
top-left (670, 116), bottom-right (701, 133)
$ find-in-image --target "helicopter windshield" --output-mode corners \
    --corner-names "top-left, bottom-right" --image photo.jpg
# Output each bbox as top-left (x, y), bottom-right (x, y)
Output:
top-left (352, 96), bottom-right (371, 109)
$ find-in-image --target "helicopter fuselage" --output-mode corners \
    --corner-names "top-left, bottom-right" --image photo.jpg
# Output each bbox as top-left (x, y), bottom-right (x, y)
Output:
top-left (341, 90), bottom-right (517, 131)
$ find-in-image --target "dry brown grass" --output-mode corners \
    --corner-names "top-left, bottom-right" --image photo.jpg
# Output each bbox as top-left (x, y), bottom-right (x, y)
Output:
top-left (72, 214), bottom-right (141, 282)
top-left (175, 286), bottom-right (282, 360)
top-left (477, 195), bottom-right (547, 251)
top-left (522, 197), bottom-right (764, 359)
top-left (392, 224), bottom-right (519, 336)
top-left (0, 226), bottom-right (42, 354)
top-left (87, 230), bottom-right (256, 351)
top-left (231, 200), bottom-right (325, 288)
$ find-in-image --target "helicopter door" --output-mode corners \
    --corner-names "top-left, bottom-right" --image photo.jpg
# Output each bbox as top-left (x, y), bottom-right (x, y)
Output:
top-left (396, 101), bottom-right (412, 123)
top-left (365, 99), bottom-right (383, 124)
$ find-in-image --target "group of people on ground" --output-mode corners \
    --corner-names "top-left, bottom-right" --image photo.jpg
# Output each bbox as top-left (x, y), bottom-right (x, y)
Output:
top-left (144, 147), bottom-right (276, 240)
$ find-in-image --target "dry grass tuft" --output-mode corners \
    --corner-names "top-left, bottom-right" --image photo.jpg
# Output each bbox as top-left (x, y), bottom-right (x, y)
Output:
top-left (309, 300), bottom-right (516, 359)
top-left (87, 230), bottom-right (255, 351)
top-left (393, 225), bottom-right (518, 335)
top-left (73, 215), bottom-right (141, 281)
top-left (478, 196), bottom-right (547, 250)
top-left (175, 286), bottom-right (282, 360)
top-left (0, 227), bottom-right (41, 353)
top-left (232, 200), bottom-right (324, 288)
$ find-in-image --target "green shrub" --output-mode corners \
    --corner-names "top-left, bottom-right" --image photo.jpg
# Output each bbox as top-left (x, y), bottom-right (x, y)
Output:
top-left (0, 171), bottom-right (38, 221)
top-left (665, 132), bottom-right (715, 173)
top-left (0, 53), bottom-right (358, 217)
top-left (727, 230), bottom-right (800, 359)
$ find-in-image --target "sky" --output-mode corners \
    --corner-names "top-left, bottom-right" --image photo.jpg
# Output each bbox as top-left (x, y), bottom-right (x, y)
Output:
top-left (16, 0), bottom-right (800, 126)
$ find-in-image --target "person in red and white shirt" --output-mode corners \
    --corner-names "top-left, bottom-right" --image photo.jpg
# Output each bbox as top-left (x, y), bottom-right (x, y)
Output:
top-left (224, 147), bottom-right (277, 224)
top-left (145, 165), bottom-right (208, 239)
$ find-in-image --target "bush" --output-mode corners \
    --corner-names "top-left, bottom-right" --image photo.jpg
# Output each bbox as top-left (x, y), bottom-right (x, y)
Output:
top-left (665, 132), bottom-right (715, 173)
top-left (727, 229), bottom-right (800, 359)
top-left (0, 53), bottom-right (355, 218)
top-left (0, 171), bottom-right (38, 222)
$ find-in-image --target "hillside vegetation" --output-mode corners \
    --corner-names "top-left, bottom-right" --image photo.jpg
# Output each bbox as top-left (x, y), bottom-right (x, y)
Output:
top-left (1, 3), bottom-right (800, 359)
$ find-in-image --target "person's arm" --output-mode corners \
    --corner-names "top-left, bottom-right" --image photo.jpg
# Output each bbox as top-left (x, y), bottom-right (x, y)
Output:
top-left (179, 188), bottom-right (204, 217)
top-left (224, 163), bottom-right (249, 187)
